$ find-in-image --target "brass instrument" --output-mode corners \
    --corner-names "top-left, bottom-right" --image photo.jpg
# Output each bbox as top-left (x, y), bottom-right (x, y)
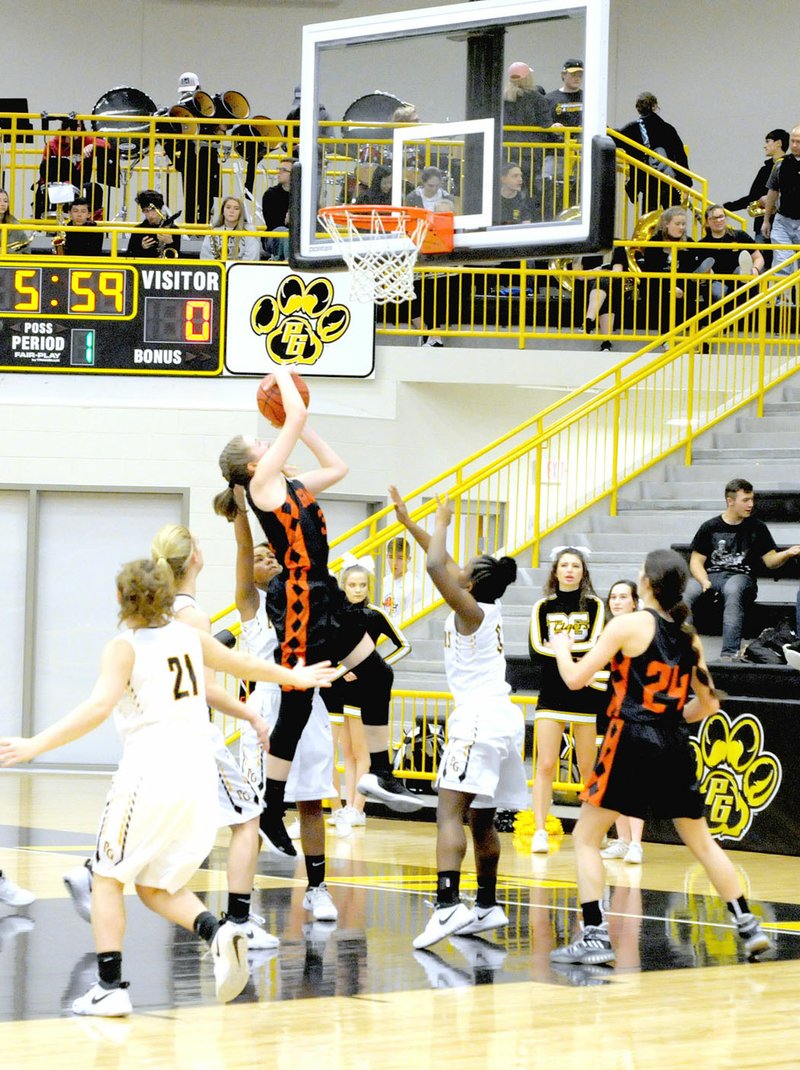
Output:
top-left (51, 230), bottom-right (66, 255)
top-left (547, 207), bottom-right (584, 292)
top-left (149, 204), bottom-right (181, 258)
top-left (748, 200), bottom-right (766, 218)
top-left (8, 236), bottom-right (33, 253)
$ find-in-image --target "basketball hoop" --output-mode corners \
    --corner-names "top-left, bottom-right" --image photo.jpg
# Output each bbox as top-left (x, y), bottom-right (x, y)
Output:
top-left (317, 204), bottom-right (453, 305)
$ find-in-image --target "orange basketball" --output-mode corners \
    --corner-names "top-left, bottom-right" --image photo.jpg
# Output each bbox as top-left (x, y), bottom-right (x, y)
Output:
top-left (256, 371), bottom-right (310, 427)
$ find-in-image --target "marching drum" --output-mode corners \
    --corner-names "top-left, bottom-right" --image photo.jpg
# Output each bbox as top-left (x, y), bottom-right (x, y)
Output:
top-left (92, 87), bottom-right (156, 155)
top-left (340, 91), bottom-right (403, 156)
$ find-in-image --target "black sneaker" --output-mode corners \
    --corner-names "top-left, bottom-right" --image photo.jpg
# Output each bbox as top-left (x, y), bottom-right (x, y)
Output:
top-left (258, 813), bottom-right (297, 856)
top-left (735, 912), bottom-right (772, 958)
top-left (356, 772), bottom-right (425, 813)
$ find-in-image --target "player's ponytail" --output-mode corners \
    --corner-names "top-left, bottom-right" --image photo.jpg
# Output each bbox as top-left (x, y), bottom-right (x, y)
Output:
top-left (117, 558), bottom-right (174, 627)
top-left (214, 435), bottom-right (254, 521)
top-left (151, 524), bottom-right (195, 581)
top-left (643, 549), bottom-right (712, 684)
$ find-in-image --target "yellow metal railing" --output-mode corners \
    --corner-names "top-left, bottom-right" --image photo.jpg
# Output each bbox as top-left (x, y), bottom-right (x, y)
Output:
top-left (325, 257), bottom-right (800, 610)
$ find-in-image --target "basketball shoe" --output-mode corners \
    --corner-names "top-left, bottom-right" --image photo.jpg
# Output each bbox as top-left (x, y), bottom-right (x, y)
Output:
top-left (356, 773), bottom-right (424, 813)
top-left (550, 923), bottom-right (615, 965)
top-left (72, 981), bottom-right (132, 1018)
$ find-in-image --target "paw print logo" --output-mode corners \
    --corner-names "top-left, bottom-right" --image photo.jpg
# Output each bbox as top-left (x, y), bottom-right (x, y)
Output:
top-left (250, 274), bottom-right (351, 366)
top-left (689, 711), bottom-right (782, 840)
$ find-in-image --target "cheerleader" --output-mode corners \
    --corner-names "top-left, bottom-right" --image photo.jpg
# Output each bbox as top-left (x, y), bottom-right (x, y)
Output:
top-left (323, 555), bottom-right (411, 831)
top-left (529, 547), bottom-right (605, 854)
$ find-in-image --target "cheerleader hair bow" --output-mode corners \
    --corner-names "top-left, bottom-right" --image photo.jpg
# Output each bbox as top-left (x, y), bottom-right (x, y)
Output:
top-left (341, 552), bottom-right (375, 575)
top-left (549, 544), bottom-right (592, 561)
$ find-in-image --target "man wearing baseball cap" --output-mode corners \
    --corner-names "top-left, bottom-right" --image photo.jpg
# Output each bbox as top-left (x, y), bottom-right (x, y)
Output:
top-left (546, 60), bottom-right (583, 127)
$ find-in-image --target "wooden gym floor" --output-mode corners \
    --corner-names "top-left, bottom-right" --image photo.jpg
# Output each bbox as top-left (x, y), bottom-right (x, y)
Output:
top-left (1, 771), bottom-right (800, 1070)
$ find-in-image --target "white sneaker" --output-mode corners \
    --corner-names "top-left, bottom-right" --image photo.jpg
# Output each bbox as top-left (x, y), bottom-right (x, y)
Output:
top-left (63, 863), bottom-right (92, 921)
top-left (285, 819), bottom-right (302, 840)
top-left (343, 806), bottom-right (366, 827)
top-left (211, 923), bottom-right (249, 1003)
top-left (738, 249), bottom-right (754, 275)
top-left (530, 829), bottom-right (549, 854)
top-left (0, 873), bottom-right (35, 907)
top-left (624, 842), bottom-right (643, 865)
top-left (455, 904), bottom-right (508, 936)
top-left (72, 981), bottom-right (132, 1018)
top-left (413, 901), bottom-right (473, 950)
top-left (327, 809), bottom-right (353, 837)
top-left (600, 840), bottom-right (630, 860)
top-left (302, 883), bottom-right (338, 921)
top-left (228, 913), bottom-right (279, 950)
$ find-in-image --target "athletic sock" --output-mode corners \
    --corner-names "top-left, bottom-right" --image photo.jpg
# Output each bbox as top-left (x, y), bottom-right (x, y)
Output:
top-left (226, 892), bottom-right (251, 925)
top-left (193, 909), bottom-right (221, 946)
top-left (305, 854), bottom-right (326, 888)
top-left (727, 895), bottom-right (750, 919)
top-left (476, 876), bottom-right (497, 909)
top-left (437, 871), bottom-right (460, 906)
top-left (369, 750), bottom-right (392, 776)
top-left (97, 951), bottom-right (122, 988)
top-left (265, 778), bottom-right (287, 814)
top-left (581, 900), bottom-right (604, 928)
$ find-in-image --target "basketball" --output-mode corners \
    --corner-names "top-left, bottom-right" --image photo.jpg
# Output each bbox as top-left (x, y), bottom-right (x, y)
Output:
top-left (256, 372), bottom-right (310, 427)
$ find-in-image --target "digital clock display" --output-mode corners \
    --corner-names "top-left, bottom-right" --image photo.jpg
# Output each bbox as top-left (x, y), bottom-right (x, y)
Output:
top-left (144, 297), bottom-right (213, 344)
top-left (0, 267), bottom-right (135, 318)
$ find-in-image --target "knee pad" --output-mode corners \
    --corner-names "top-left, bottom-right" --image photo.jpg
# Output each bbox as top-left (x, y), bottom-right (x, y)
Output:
top-left (352, 651), bottom-right (393, 726)
top-left (268, 689), bottom-right (314, 761)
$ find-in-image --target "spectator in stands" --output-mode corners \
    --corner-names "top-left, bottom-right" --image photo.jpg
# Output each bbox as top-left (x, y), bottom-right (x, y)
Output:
top-left (60, 197), bottom-right (104, 257)
top-left (583, 245), bottom-right (629, 351)
top-left (613, 92), bottom-right (691, 213)
top-left (503, 61), bottom-right (555, 215)
top-left (684, 477), bottom-right (800, 660)
top-left (762, 125), bottom-right (800, 285)
top-left (633, 206), bottom-right (714, 334)
top-left (356, 165), bottom-right (394, 206)
top-left (0, 189), bottom-right (31, 253)
top-left (285, 84), bottom-right (331, 159)
top-left (543, 60), bottom-right (583, 217)
top-left (499, 162), bottom-right (533, 224)
top-left (702, 204), bottom-right (763, 301)
top-left (35, 117), bottom-right (112, 220)
top-left (406, 167), bottom-right (447, 212)
top-left (381, 536), bottom-right (421, 621)
top-left (724, 129), bottom-right (788, 261)
top-left (200, 197), bottom-right (260, 262)
top-left (261, 159), bottom-right (292, 260)
top-left (125, 190), bottom-right (181, 259)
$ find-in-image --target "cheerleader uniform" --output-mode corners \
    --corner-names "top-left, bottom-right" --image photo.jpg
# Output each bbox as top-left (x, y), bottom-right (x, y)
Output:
top-left (93, 620), bottom-right (217, 893)
top-left (582, 609), bottom-right (704, 819)
top-left (529, 588), bottom-right (607, 725)
top-left (322, 601), bottom-right (410, 725)
top-left (436, 602), bottom-right (527, 809)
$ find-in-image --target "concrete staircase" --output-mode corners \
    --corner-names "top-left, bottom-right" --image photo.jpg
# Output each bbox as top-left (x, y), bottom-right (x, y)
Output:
top-left (393, 384), bottom-right (800, 693)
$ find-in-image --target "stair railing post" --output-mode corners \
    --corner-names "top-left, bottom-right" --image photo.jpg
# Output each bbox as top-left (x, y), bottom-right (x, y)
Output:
top-left (609, 369), bottom-right (621, 516)
top-left (684, 345), bottom-right (695, 466)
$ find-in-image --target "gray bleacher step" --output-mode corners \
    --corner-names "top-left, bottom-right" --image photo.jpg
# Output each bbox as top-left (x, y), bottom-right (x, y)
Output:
top-left (662, 462), bottom-right (797, 480)
top-left (755, 401), bottom-right (800, 414)
top-left (692, 448), bottom-right (800, 462)
top-left (617, 498), bottom-right (723, 511)
top-left (735, 416), bottom-right (800, 434)
top-left (711, 432), bottom-right (800, 449)
top-left (635, 480), bottom-right (796, 500)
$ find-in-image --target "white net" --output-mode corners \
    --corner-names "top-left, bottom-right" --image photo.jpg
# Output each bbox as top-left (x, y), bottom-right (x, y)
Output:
top-left (318, 207), bottom-right (430, 305)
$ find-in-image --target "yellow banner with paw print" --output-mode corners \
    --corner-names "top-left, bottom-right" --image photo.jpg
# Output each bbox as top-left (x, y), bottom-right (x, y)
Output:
top-left (690, 710), bottom-right (782, 841)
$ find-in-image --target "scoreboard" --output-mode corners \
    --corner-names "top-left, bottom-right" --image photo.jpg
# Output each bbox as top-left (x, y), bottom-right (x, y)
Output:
top-left (0, 262), bottom-right (223, 375)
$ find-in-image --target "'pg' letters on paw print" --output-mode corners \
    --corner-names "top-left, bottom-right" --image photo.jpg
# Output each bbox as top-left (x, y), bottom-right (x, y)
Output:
top-left (690, 712), bottom-right (782, 840)
top-left (250, 275), bottom-right (351, 365)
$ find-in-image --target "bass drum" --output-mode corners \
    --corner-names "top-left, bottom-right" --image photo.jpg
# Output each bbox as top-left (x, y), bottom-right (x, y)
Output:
top-left (340, 91), bottom-right (403, 153)
top-left (91, 87), bottom-right (156, 133)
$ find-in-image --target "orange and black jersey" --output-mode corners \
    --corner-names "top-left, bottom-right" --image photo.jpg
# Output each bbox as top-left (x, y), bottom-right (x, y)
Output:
top-left (529, 589), bottom-right (606, 715)
top-left (605, 609), bottom-right (694, 730)
top-left (246, 478), bottom-right (342, 667)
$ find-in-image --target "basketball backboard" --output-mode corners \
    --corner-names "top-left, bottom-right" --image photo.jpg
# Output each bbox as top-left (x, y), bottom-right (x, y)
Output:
top-left (289, 0), bottom-right (614, 270)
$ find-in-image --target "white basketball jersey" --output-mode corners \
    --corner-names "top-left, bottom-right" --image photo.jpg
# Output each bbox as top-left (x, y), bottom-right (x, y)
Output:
top-left (443, 601), bottom-right (511, 706)
top-left (240, 590), bottom-right (280, 699)
top-left (114, 620), bottom-right (209, 752)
